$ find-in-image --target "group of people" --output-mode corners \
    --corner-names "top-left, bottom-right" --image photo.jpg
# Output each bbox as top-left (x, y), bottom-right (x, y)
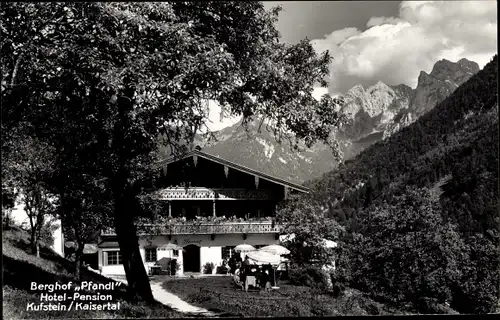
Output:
top-left (226, 254), bottom-right (274, 291)
top-left (224, 253), bottom-right (242, 275)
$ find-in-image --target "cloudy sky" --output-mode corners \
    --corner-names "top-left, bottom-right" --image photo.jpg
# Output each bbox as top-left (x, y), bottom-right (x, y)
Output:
top-left (207, 0), bottom-right (497, 130)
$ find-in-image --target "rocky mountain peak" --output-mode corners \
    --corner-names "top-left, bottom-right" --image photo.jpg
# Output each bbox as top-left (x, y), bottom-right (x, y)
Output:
top-left (192, 56), bottom-right (482, 185)
top-left (431, 59), bottom-right (457, 75)
top-left (341, 85), bottom-right (365, 119)
top-left (417, 71), bottom-right (434, 86)
top-left (346, 84), bottom-right (365, 97)
top-left (366, 80), bottom-right (393, 94)
top-left (458, 58), bottom-right (480, 74)
top-left (365, 81), bottom-right (395, 117)
top-left (412, 58), bottom-right (479, 117)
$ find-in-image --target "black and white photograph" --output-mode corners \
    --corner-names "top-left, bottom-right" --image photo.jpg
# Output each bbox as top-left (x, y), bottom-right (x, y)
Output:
top-left (1, 0), bottom-right (498, 318)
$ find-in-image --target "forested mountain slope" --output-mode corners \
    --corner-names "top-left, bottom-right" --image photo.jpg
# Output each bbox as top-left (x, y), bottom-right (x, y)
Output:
top-left (293, 55), bottom-right (499, 314)
top-left (308, 55), bottom-right (497, 231)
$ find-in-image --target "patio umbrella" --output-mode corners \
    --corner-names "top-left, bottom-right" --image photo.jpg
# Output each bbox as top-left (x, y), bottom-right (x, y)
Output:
top-left (234, 244), bottom-right (256, 253)
top-left (259, 244), bottom-right (290, 256)
top-left (246, 250), bottom-right (281, 265)
top-left (246, 251), bottom-right (282, 287)
top-left (158, 243), bottom-right (184, 276)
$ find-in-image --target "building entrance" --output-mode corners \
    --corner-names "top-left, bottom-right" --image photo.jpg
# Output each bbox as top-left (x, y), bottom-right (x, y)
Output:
top-left (183, 244), bottom-right (200, 273)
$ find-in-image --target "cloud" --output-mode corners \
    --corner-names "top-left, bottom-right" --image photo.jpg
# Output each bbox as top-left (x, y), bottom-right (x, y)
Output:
top-left (366, 16), bottom-right (405, 28)
top-left (312, 0), bottom-right (498, 94)
top-left (204, 100), bottom-right (241, 132)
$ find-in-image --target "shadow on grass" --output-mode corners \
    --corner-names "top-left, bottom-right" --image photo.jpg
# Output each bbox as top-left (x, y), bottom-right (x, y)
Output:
top-left (3, 255), bottom-right (73, 290)
top-left (3, 229), bottom-right (189, 318)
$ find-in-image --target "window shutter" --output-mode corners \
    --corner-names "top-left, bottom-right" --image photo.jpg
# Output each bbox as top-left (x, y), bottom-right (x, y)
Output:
top-left (103, 251), bottom-right (108, 266)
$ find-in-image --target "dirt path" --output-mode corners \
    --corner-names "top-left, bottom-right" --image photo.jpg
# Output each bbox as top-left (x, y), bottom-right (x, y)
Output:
top-left (107, 274), bottom-right (217, 317)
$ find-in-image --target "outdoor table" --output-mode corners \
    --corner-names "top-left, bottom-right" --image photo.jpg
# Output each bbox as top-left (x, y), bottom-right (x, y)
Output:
top-left (244, 275), bottom-right (257, 291)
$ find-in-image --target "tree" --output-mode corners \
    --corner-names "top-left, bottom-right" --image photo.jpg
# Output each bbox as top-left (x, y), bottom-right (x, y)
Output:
top-left (2, 133), bottom-right (58, 257)
top-left (23, 185), bottom-right (58, 257)
top-left (342, 187), bottom-right (468, 313)
top-left (59, 186), bottom-right (113, 280)
top-left (2, 2), bottom-right (342, 301)
top-left (277, 194), bottom-right (344, 266)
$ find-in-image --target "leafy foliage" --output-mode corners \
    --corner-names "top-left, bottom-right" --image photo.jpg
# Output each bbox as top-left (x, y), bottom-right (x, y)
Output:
top-left (277, 195), bottom-right (343, 266)
top-left (203, 262), bottom-right (215, 274)
top-left (1, 133), bottom-right (58, 257)
top-left (283, 55), bottom-right (499, 314)
top-left (2, 1), bottom-right (342, 300)
top-left (341, 188), bottom-right (466, 310)
top-left (288, 265), bottom-right (329, 290)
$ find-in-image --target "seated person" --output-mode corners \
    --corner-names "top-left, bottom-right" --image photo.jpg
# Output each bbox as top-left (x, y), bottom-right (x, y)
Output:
top-left (221, 258), bottom-right (229, 274)
top-left (243, 256), bottom-right (250, 267)
top-left (263, 270), bottom-right (272, 291)
top-left (257, 269), bottom-right (268, 288)
top-left (228, 257), bottom-right (236, 274)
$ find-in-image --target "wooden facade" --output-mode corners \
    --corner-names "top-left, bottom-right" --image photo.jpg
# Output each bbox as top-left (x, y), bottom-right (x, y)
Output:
top-left (98, 149), bottom-right (308, 275)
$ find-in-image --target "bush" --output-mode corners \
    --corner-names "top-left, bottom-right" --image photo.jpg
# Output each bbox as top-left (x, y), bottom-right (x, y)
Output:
top-left (169, 259), bottom-right (180, 275)
top-left (203, 262), bottom-right (215, 274)
top-left (216, 265), bottom-right (229, 274)
top-left (288, 265), bottom-right (329, 290)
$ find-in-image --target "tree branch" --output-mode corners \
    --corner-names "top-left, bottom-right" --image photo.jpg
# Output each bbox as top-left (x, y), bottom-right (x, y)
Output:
top-left (10, 53), bottom-right (24, 87)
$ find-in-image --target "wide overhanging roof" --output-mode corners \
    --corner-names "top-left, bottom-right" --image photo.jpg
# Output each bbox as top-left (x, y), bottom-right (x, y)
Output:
top-left (157, 149), bottom-right (309, 193)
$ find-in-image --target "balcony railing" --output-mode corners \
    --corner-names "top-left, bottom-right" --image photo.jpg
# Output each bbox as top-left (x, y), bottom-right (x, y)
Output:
top-left (153, 187), bottom-right (272, 200)
top-left (101, 221), bottom-right (281, 236)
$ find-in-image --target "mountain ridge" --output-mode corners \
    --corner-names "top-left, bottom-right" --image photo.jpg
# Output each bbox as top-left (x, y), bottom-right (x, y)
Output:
top-left (188, 58), bottom-right (481, 184)
top-left (296, 54), bottom-right (498, 315)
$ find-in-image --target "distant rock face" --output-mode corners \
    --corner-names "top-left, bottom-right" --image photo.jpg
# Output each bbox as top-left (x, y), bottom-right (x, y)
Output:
top-left (336, 58), bottom-right (479, 159)
top-left (197, 118), bottom-right (338, 185)
top-left (338, 82), bottom-right (413, 141)
top-left (193, 58), bottom-right (480, 184)
top-left (411, 58), bottom-right (480, 117)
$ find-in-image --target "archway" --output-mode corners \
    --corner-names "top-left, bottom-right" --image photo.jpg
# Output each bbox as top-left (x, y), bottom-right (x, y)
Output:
top-left (183, 244), bottom-right (200, 273)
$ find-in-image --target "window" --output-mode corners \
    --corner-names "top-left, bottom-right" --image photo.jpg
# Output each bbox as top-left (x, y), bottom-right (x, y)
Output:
top-left (172, 249), bottom-right (179, 257)
top-left (106, 251), bottom-right (122, 265)
top-left (221, 246), bottom-right (235, 260)
top-left (145, 247), bottom-right (157, 262)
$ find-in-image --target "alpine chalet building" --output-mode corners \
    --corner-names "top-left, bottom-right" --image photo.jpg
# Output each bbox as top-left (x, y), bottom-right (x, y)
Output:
top-left (98, 147), bottom-right (307, 275)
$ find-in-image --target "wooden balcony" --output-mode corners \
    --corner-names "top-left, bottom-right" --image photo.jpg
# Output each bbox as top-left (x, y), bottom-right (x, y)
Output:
top-left (153, 187), bottom-right (272, 200)
top-left (101, 221), bottom-right (281, 236)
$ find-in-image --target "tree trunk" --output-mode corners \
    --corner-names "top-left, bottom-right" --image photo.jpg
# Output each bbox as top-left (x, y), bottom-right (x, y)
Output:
top-left (30, 228), bottom-right (39, 257)
top-left (75, 242), bottom-right (85, 281)
top-left (114, 197), bottom-right (154, 302)
top-left (111, 88), bottom-right (154, 302)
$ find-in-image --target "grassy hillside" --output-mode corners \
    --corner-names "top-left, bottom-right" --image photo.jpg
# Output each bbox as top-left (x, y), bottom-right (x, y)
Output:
top-left (2, 227), bottom-right (187, 319)
top-left (287, 55), bottom-right (499, 314)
